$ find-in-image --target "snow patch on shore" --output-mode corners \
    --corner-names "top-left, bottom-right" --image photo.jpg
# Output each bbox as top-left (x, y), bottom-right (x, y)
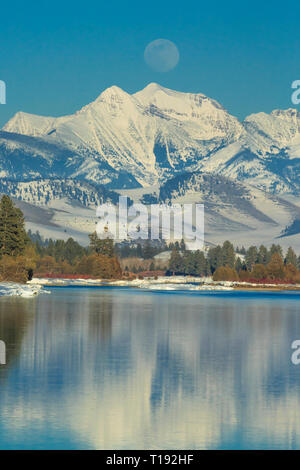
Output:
top-left (0, 283), bottom-right (47, 298)
top-left (28, 276), bottom-right (234, 291)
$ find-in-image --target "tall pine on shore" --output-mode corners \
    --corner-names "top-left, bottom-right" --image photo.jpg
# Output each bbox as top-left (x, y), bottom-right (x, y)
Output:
top-left (88, 231), bottom-right (115, 258)
top-left (0, 195), bottom-right (28, 257)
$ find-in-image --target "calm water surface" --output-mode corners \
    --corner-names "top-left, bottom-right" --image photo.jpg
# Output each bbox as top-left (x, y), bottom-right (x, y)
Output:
top-left (0, 286), bottom-right (300, 449)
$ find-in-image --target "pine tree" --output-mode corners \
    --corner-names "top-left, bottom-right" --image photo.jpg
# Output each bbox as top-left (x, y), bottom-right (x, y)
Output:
top-left (169, 248), bottom-right (183, 274)
top-left (183, 251), bottom-right (196, 275)
top-left (245, 246), bottom-right (258, 271)
top-left (0, 195), bottom-right (28, 257)
top-left (149, 261), bottom-right (155, 271)
top-left (257, 245), bottom-right (269, 265)
top-left (142, 240), bottom-right (154, 259)
top-left (207, 245), bottom-right (222, 273)
top-left (194, 250), bottom-right (206, 276)
top-left (270, 244), bottom-right (283, 258)
top-left (64, 237), bottom-right (85, 264)
top-left (221, 241), bottom-right (235, 268)
top-left (89, 232), bottom-right (114, 258)
top-left (46, 239), bottom-right (55, 257)
top-left (285, 247), bottom-right (297, 267)
top-left (235, 257), bottom-right (243, 272)
top-left (180, 239), bottom-right (186, 252)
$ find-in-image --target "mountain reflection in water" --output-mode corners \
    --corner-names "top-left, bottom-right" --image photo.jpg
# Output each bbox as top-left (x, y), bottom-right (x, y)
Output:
top-left (0, 287), bottom-right (300, 449)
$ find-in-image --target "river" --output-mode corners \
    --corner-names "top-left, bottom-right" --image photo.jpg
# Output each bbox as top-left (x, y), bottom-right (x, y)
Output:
top-left (0, 286), bottom-right (300, 449)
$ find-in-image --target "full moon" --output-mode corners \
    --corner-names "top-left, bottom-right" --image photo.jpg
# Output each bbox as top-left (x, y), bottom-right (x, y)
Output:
top-left (144, 39), bottom-right (179, 72)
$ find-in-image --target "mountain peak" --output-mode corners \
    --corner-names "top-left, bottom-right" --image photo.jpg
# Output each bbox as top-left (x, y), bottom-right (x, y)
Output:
top-left (135, 82), bottom-right (188, 101)
top-left (141, 82), bottom-right (168, 92)
top-left (3, 110), bottom-right (56, 136)
top-left (76, 85), bottom-right (135, 116)
top-left (97, 85), bottom-right (128, 99)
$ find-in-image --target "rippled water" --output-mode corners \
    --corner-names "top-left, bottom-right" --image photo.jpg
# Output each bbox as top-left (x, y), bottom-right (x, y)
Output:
top-left (0, 286), bottom-right (300, 449)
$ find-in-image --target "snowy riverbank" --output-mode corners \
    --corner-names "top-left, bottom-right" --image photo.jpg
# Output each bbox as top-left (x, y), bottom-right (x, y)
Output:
top-left (28, 276), bottom-right (234, 291)
top-left (0, 283), bottom-right (47, 298)
top-left (26, 275), bottom-right (300, 292)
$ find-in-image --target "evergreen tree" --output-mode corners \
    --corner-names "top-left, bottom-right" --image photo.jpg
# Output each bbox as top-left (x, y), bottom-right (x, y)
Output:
top-left (180, 239), bottom-right (186, 252)
top-left (207, 245), bottom-right (222, 273)
top-left (136, 243), bottom-right (143, 258)
top-left (149, 261), bottom-right (155, 271)
top-left (174, 241), bottom-right (180, 251)
top-left (221, 241), bottom-right (235, 268)
top-left (205, 258), bottom-right (211, 276)
top-left (183, 251), bottom-right (196, 275)
top-left (89, 232), bottom-right (114, 257)
top-left (270, 244), bottom-right (283, 258)
top-left (54, 239), bottom-right (65, 261)
top-left (285, 247), bottom-right (297, 267)
top-left (46, 239), bottom-right (55, 257)
top-left (245, 246), bottom-right (258, 271)
top-left (257, 245), bottom-right (269, 265)
top-left (142, 240), bottom-right (154, 259)
top-left (194, 250), bottom-right (207, 276)
top-left (169, 248), bottom-right (183, 274)
top-left (64, 238), bottom-right (85, 264)
top-left (0, 195), bottom-right (28, 257)
top-left (235, 257), bottom-right (243, 272)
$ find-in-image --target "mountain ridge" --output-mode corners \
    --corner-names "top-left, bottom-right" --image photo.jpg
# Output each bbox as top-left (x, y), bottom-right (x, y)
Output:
top-left (2, 83), bottom-right (300, 246)
top-left (2, 83), bottom-right (300, 193)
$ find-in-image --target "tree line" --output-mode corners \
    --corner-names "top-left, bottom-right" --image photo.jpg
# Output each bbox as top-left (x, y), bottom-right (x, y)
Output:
top-left (2, 193), bottom-right (300, 284)
top-left (168, 240), bottom-right (300, 282)
top-left (0, 195), bottom-right (122, 282)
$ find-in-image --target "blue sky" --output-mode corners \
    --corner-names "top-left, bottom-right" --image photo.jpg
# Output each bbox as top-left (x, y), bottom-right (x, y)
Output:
top-left (0, 0), bottom-right (299, 126)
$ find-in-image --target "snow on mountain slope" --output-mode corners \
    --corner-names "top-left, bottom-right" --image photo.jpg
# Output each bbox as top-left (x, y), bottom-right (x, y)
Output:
top-left (0, 182), bottom-right (116, 246)
top-left (0, 178), bottom-right (120, 207)
top-left (4, 112), bottom-right (60, 137)
top-left (244, 108), bottom-right (300, 152)
top-left (134, 83), bottom-right (243, 140)
top-left (2, 84), bottom-right (244, 186)
top-left (158, 171), bottom-right (300, 249)
top-left (0, 130), bottom-right (139, 188)
top-left (3, 83), bottom-right (300, 195)
top-left (191, 109), bottom-right (300, 194)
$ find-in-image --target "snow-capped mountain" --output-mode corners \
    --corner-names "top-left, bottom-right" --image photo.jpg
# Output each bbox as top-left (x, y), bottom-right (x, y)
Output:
top-left (2, 83), bottom-right (244, 187)
top-left (2, 83), bottom-right (300, 245)
top-left (3, 83), bottom-right (300, 193)
top-left (197, 108), bottom-right (300, 193)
